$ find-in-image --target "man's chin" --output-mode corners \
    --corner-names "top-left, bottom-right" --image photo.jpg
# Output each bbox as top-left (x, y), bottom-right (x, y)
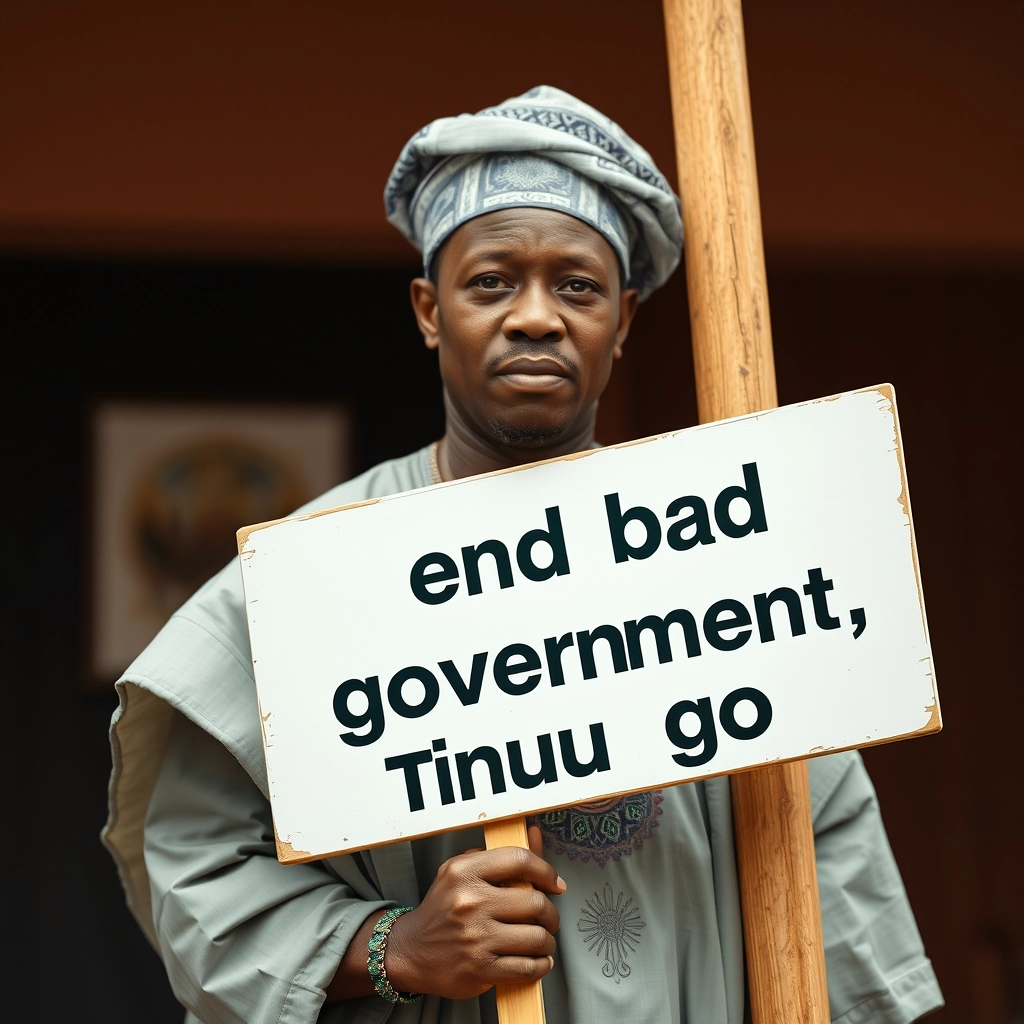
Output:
top-left (486, 418), bottom-right (567, 448)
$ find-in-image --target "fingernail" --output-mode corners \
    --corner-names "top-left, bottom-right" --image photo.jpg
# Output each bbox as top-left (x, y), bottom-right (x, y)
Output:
top-left (556, 874), bottom-right (566, 891)
top-left (548, 955), bottom-right (554, 969)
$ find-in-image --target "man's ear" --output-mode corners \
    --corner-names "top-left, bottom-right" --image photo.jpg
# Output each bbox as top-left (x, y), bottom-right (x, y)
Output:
top-left (613, 287), bottom-right (640, 358)
top-left (410, 278), bottom-right (441, 350)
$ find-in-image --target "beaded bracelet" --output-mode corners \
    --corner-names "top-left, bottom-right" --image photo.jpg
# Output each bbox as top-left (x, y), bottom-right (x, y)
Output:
top-left (367, 906), bottom-right (422, 1004)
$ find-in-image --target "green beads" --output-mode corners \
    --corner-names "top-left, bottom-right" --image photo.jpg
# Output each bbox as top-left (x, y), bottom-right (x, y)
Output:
top-left (367, 906), bottom-right (421, 1005)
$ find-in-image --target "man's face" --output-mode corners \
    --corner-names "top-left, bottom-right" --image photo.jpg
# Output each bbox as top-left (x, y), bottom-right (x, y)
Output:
top-left (411, 207), bottom-right (638, 450)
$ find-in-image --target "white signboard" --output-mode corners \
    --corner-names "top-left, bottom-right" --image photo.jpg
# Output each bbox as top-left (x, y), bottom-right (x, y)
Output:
top-left (239, 385), bottom-right (939, 863)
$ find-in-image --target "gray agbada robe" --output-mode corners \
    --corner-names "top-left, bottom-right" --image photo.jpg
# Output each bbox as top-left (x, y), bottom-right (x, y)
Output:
top-left (104, 445), bottom-right (943, 1024)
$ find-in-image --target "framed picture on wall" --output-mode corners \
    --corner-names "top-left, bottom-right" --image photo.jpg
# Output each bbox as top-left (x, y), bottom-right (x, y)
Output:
top-left (87, 401), bottom-right (351, 691)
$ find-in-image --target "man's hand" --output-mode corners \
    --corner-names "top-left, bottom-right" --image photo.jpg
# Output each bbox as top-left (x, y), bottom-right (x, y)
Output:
top-left (326, 826), bottom-right (564, 1002)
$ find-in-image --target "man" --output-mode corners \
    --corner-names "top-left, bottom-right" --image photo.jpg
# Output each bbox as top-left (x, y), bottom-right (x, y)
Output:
top-left (103, 87), bottom-right (943, 1023)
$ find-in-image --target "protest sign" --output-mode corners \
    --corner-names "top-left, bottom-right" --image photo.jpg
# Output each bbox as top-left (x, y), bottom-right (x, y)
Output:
top-left (238, 384), bottom-right (939, 864)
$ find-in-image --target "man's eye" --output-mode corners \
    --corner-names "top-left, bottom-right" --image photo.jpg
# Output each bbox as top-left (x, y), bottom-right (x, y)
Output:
top-left (564, 278), bottom-right (595, 293)
top-left (476, 275), bottom-right (505, 289)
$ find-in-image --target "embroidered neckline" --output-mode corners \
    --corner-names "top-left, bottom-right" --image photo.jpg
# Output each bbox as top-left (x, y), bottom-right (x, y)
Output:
top-left (529, 791), bottom-right (663, 868)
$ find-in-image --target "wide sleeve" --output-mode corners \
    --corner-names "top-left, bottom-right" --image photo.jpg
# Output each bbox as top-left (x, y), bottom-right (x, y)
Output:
top-left (809, 752), bottom-right (944, 1024)
top-left (144, 709), bottom-right (394, 1024)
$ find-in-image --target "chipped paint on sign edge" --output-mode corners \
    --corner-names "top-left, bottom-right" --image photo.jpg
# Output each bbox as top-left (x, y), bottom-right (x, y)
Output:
top-left (275, 835), bottom-right (313, 864)
top-left (872, 384), bottom-right (942, 731)
top-left (236, 495), bottom-right (384, 553)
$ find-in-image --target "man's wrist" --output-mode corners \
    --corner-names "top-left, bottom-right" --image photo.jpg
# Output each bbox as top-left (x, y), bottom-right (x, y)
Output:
top-left (376, 907), bottom-right (422, 997)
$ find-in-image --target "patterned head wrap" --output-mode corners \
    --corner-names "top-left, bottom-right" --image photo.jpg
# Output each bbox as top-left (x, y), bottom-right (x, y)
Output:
top-left (384, 86), bottom-right (682, 300)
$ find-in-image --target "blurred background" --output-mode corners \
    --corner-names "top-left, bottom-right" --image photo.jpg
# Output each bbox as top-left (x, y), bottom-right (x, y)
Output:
top-left (1, 1), bottom-right (1021, 1020)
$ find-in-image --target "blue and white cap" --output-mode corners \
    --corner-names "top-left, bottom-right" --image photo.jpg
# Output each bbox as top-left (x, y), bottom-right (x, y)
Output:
top-left (384, 86), bottom-right (683, 300)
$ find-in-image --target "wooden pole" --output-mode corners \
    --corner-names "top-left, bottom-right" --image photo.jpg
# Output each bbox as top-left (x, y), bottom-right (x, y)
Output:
top-left (484, 819), bottom-right (547, 1023)
top-left (661, 1), bottom-right (830, 1022)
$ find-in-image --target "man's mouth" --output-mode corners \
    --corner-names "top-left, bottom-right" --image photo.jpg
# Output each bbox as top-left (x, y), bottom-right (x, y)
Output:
top-left (493, 355), bottom-right (573, 391)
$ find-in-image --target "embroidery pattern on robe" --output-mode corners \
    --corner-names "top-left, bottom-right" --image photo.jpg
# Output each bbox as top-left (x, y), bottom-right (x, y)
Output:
top-left (529, 790), bottom-right (663, 866)
top-left (578, 882), bottom-right (646, 983)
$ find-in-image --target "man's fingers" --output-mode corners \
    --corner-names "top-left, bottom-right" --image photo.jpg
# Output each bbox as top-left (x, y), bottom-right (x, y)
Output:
top-left (490, 886), bottom-right (561, 933)
top-left (470, 846), bottom-right (566, 894)
top-left (527, 824), bottom-right (544, 858)
top-left (490, 953), bottom-right (555, 984)
top-left (491, 923), bottom-right (557, 958)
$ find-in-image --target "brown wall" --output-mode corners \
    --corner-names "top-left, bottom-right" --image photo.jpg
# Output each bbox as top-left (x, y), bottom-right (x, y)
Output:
top-left (1, 0), bottom-right (1021, 261)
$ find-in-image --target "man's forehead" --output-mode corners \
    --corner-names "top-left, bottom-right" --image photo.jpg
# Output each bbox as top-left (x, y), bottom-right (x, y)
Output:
top-left (449, 209), bottom-right (618, 266)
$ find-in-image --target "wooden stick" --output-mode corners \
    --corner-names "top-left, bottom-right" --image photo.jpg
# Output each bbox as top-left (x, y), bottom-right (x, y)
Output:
top-left (730, 762), bottom-right (829, 1023)
top-left (484, 818), bottom-right (547, 1023)
top-left (661, 1), bottom-right (830, 1021)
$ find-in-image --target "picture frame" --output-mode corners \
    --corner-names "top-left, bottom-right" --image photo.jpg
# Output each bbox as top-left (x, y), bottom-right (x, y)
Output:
top-left (87, 401), bottom-right (350, 691)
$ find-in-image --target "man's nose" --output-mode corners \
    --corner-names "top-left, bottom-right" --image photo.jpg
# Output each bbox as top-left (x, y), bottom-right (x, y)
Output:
top-left (502, 282), bottom-right (565, 342)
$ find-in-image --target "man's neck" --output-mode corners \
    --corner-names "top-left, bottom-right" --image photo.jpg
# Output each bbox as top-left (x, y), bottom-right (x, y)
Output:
top-left (438, 407), bottom-right (598, 482)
